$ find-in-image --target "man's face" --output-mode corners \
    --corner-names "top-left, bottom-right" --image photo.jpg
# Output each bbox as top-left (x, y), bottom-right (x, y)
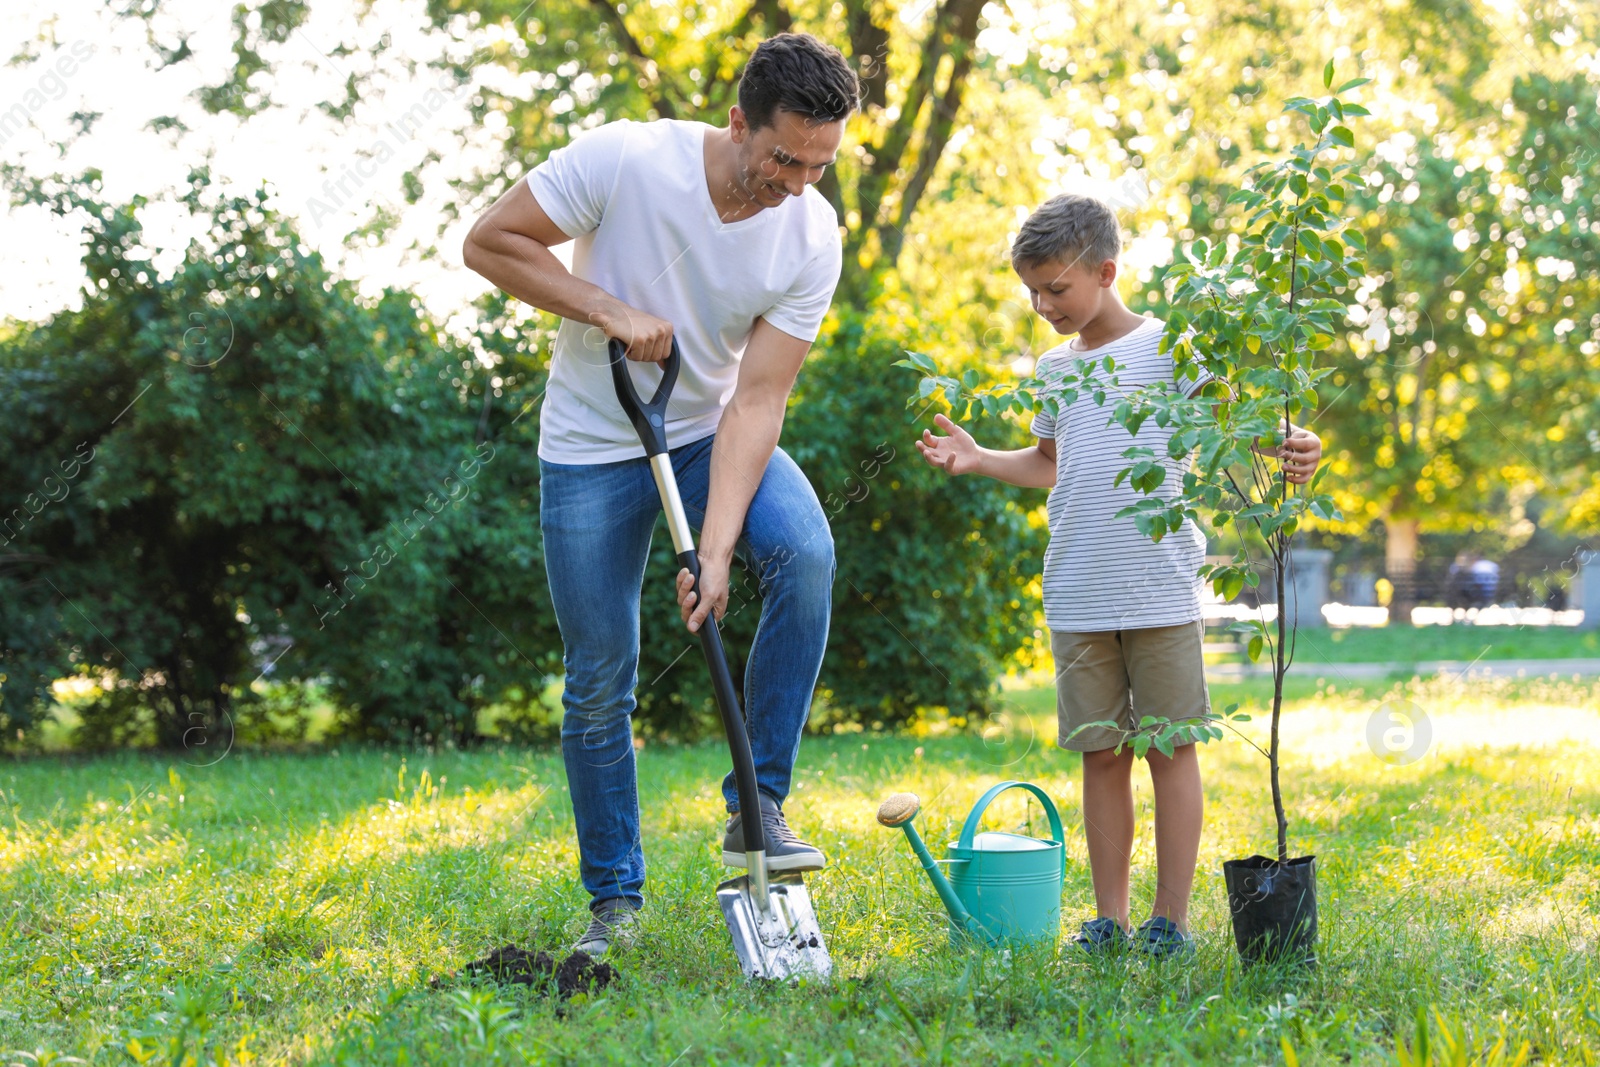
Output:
top-left (730, 107), bottom-right (845, 207)
top-left (1014, 254), bottom-right (1116, 336)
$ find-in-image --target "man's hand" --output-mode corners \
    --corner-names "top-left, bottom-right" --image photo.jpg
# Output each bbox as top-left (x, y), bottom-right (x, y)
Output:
top-left (462, 182), bottom-right (677, 361)
top-left (595, 303), bottom-right (675, 364)
top-left (916, 414), bottom-right (983, 476)
top-left (1268, 424), bottom-right (1322, 485)
top-left (676, 558), bottom-right (729, 633)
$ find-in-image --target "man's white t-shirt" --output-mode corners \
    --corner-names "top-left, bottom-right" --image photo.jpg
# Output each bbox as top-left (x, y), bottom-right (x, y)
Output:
top-left (1028, 317), bottom-right (1215, 632)
top-left (526, 118), bottom-right (843, 464)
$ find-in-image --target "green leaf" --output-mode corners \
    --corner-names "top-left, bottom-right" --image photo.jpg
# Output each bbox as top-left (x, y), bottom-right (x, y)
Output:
top-left (1247, 635), bottom-right (1265, 661)
top-left (1330, 125), bottom-right (1354, 148)
top-left (897, 351), bottom-right (939, 373)
top-left (1322, 59), bottom-right (1335, 89)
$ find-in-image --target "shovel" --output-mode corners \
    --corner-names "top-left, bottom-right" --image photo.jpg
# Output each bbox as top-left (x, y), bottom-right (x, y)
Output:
top-left (608, 337), bottom-right (832, 982)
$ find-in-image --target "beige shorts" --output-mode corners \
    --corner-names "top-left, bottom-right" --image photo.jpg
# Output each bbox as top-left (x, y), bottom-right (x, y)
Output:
top-left (1051, 620), bottom-right (1211, 752)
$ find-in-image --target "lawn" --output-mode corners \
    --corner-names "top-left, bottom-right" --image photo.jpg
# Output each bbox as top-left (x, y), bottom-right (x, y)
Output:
top-left (3, 674), bottom-right (1599, 1065)
top-left (1205, 623), bottom-right (1600, 667)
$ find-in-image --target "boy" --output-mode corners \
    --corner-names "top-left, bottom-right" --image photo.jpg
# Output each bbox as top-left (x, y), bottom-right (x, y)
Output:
top-left (915, 194), bottom-right (1322, 957)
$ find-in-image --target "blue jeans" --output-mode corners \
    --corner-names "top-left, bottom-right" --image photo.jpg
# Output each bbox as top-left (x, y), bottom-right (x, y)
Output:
top-left (539, 434), bottom-right (834, 908)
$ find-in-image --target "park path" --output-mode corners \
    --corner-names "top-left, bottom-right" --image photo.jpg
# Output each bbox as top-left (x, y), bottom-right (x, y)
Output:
top-left (1206, 657), bottom-right (1600, 681)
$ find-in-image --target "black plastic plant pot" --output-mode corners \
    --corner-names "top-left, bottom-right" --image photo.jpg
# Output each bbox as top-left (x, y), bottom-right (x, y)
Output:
top-left (1222, 854), bottom-right (1318, 966)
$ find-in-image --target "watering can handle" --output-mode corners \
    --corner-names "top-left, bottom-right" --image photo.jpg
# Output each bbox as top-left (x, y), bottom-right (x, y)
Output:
top-left (957, 781), bottom-right (1068, 877)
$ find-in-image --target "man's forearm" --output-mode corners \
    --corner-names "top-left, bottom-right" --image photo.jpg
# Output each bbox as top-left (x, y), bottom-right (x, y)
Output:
top-left (463, 220), bottom-right (625, 329)
top-left (699, 395), bottom-right (785, 564)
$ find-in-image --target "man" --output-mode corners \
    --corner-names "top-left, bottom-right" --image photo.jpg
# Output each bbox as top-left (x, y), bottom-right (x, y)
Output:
top-left (462, 33), bottom-right (858, 955)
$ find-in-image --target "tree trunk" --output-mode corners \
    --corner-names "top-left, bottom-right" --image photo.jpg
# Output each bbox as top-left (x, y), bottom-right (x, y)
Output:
top-left (1385, 515), bottom-right (1420, 627)
top-left (1271, 536), bottom-right (1288, 863)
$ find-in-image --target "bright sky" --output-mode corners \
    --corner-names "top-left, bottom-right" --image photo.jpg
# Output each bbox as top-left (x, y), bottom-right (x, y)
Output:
top-left (0, 0), bottom-right (520, 333)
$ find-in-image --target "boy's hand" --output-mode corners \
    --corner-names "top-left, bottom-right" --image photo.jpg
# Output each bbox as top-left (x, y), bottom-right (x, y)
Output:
top-left (916, 414), bottom-right (982, 476)
top-left (1276, 426), bottom-right (1322, 485)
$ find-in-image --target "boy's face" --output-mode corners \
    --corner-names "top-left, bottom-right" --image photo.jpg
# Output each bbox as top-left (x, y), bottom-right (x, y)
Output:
top-left (1015, 254), bottom-right (1117, 337)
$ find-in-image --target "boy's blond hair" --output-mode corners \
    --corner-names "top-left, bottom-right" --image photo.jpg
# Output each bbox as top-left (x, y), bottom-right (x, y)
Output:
top-left (1011, 194), bottom-right (1122, 272)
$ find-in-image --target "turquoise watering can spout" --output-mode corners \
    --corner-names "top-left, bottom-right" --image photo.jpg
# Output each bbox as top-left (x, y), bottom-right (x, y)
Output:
top-left (876, 792), bottom-right (976, 934)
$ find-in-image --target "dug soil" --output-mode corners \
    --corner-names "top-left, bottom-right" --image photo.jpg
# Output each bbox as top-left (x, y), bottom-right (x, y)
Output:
top-left (435, 944), bottom-right (619, 1001)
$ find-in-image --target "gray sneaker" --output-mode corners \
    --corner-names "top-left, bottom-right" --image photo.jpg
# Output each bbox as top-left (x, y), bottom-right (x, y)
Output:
top-left (722, 793), bottom-right (826, 872)
top-left (572, 897), bottom-right (640, 957)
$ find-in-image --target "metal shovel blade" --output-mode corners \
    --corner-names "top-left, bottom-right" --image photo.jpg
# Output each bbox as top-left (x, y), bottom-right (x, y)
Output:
top-left (716, 872), bottom-right (832, 981)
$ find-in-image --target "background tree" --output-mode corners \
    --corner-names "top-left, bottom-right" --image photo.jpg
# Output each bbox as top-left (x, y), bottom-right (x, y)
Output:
top-left (1309, 71), bottom-right (1600, 618)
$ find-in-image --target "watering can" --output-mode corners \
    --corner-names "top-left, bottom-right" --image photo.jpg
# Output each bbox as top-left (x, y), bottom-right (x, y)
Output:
top-left (877, 781), bottom-right (1066, 946)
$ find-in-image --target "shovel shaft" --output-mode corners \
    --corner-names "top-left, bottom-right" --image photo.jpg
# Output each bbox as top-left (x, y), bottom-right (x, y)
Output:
top-left (615, 344), bottom-right (767, 894)
top-left (645, 455), bottom-right (769, 870)
top-left (675, 540), bottom-right (768, 862)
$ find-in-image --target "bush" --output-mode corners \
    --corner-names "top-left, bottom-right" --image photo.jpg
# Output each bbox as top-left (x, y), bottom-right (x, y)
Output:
top-left (0, 170), bottom-right (559, 748)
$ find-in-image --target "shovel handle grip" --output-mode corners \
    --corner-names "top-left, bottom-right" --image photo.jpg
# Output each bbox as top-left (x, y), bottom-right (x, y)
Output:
top-left (608, 337), bottom-right (681, 457)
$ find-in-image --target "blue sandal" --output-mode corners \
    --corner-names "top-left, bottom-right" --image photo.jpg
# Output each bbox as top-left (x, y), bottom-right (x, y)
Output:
top-left (1135, 916), bottom-right (1196, 960)
top-left (1068, 916), bottom-right (1131, 955)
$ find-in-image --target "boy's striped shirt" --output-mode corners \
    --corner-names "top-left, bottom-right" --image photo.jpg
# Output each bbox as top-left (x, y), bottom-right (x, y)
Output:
top-left (1028, 316), bottom-right (1213, 633)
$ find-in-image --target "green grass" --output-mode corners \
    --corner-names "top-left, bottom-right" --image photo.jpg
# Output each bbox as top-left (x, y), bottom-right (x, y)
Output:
top-left (1209, 624), bottom-right (1600, 667)
top-left (4, 675), bottom-right (1600, 1064)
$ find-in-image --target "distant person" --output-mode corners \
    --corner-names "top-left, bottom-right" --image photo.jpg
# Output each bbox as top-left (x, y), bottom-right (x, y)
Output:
top-left (1446, 551), bottom-right (1476, 616)
top-left (1470, 557), bottom-right (1501, 609)
top-left (1545, 580), bottom-right (1568, 612)
top-left (463, 33), bottom-right (859, 955)
top-left (915, 194), bottom-right (1323, 958)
